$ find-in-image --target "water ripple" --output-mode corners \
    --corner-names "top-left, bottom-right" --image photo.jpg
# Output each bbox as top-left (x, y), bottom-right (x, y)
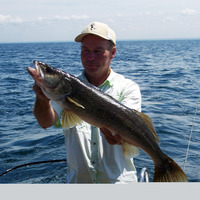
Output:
top-left (0, 40), bottom-right (199, 182)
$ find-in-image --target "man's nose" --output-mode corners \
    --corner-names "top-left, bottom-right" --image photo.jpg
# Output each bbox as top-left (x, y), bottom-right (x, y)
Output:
top-left (87, 51), bottom-right (95, 60)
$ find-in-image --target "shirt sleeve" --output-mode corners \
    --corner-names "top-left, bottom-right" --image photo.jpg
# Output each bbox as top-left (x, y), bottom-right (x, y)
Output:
top-left (51, 100), bottom-right (63, 128)
top-left (51, 100), bottom-right (63, 117)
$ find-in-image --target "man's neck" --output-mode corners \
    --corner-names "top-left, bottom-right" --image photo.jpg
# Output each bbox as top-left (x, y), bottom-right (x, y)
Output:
top-left (85, 68), bottom-right (111, 87)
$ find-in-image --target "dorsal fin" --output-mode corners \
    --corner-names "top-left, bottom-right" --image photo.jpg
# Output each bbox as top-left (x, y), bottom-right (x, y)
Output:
top-left (134, 109), bottom-right (160, 143)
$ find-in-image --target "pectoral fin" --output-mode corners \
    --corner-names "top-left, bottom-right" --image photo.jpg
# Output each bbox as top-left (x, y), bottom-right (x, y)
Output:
top-left (62, 110), bottom-right (82, 129)
top-left (122, 141), bottom-right (139, 159)
top-left (67, 97), bottom-right (85, 109)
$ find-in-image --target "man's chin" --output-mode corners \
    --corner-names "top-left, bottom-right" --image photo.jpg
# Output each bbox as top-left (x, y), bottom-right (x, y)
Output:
top-left (85, 66), bottom-right (99, 73)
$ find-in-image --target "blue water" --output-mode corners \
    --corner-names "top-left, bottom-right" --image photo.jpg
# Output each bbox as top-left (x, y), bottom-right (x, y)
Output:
top-left (0, 40), bottom-right (199, 183)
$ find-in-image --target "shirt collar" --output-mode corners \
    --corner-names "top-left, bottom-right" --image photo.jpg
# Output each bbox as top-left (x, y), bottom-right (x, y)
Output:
top-left (80, 69), bottom-right (114, 88)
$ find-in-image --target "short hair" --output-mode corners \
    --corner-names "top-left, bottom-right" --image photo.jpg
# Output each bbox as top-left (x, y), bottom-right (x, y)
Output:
top-left (107, 40), bottom-right (116, 50)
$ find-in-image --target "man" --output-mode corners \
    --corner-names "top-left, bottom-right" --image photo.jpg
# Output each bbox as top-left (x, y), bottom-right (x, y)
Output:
top-left (32, 22), bottom-right (141, 183)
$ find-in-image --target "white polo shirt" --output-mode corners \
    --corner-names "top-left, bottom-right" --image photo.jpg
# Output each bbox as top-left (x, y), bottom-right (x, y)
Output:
top-left (52, 69), bottom-right (141, 183)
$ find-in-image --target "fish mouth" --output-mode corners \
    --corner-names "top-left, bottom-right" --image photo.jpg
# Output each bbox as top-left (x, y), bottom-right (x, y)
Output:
top-left (33, 60), bottom-right (44, 79)
top-left (27, 61), bottom-right (44, 86)
top-left (27, 61), bottom-right (59, 91)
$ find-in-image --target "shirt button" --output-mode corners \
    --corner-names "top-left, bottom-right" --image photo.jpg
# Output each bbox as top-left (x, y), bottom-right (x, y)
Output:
top-left (92, 161), bottom-right (95, 164)
top-left (93, 142), bottom-right (96, 145)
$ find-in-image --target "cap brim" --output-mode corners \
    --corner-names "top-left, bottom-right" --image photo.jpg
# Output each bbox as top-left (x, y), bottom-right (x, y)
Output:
top-left (75, 32), bottom-right (116, 45)
top-left (74, 33), bottom-right (89, 42)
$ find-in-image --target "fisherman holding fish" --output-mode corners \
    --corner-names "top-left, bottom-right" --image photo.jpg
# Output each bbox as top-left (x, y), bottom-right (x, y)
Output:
top-left (29, 22), bottom-right (187, 183)
top-left (31, 22), bottom-right (141, 183)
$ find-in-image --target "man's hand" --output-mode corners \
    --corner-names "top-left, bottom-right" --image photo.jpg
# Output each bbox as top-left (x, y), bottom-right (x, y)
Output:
top-left (100, 127), bottom-right (121, 145)
top-left (33, 83), bottom-right (50, 102)
top-left (32, 83), bottom-right (58, 129)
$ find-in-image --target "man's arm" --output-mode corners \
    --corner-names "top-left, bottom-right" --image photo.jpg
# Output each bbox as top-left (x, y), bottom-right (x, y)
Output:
top-left (32, 83), bottom-right (58, 129)
top-left (100, 127), bottom-right (121, 145)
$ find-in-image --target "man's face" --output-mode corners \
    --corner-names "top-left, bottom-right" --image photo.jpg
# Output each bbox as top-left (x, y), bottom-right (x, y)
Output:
top-left (81, 34), bottom-right (116, 78)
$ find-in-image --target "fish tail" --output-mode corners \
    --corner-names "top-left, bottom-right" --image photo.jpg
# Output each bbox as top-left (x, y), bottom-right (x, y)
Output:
top-left (153, 156), bottom-right (188, 182)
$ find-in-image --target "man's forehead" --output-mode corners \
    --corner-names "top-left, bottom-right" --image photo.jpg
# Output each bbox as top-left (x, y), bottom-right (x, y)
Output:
top-left (81, 35), bottom-right (109, 48)
top-left (82, 34), bottom-right (109, 43)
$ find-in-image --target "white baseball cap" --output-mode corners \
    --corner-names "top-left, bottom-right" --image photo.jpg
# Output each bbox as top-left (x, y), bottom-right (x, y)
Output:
top-left (75, 22), bottom-right (116, 45)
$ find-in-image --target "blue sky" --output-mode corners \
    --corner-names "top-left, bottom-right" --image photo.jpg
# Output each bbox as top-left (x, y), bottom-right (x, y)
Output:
top-left (0, 0), bottom-right (200, 42)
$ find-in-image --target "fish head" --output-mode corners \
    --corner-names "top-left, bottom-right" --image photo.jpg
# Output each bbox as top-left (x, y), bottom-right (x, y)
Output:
top-left (34, 61), bottom-right (62, 88)
top-left (27, 61), bottom-right (72, 100)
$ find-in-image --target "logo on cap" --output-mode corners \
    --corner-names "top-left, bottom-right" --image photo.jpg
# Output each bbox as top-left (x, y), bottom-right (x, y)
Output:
top-left (90, 23), bottom-right (95, 31)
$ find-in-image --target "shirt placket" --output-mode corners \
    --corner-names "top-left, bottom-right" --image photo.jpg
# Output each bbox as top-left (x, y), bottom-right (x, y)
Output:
top-left (90, 126), bottom-right (99, 183)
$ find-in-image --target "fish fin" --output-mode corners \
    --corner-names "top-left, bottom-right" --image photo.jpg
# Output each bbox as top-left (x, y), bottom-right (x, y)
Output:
top-left (67, 97), bottom-right (85, 109)
top-left (153, 155), bottom-right (188, 182)
top-left (62, 110), bottom-right (82, 129)
top-left (134, 110), bottom-right (160, 143)
top-left (122, 141), bottom-right (139, 159)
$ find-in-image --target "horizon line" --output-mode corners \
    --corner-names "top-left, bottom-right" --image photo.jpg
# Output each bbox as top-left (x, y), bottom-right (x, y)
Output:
top-left (1, 37), bottom-right (200, 44)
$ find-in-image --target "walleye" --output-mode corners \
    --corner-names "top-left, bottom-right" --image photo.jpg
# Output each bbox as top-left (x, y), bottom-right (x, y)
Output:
top-left (27, 61), bottom-right (188, 182)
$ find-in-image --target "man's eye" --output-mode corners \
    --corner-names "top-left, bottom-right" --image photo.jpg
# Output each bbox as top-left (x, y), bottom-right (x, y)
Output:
top-left (95, 50), bottom-right (103, 54)
top-left (82, 49), bottom-right (89, 53)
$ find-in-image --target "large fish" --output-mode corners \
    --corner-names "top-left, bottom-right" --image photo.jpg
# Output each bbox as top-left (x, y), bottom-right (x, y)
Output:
top-left (27, 61), bottom-right (188, 182)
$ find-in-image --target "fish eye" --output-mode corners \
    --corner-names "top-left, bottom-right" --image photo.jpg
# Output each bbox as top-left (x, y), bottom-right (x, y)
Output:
top-left (46, 66), bottom-right (54, 74)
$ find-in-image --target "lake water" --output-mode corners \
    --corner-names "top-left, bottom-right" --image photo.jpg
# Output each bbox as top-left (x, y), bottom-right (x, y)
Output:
top-left (0, 40), bottom-right (199, 183)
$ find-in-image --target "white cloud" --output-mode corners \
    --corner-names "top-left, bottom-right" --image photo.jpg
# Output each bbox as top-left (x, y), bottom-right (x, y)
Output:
top-left (0, 14), bottom-right (23, 24)
top-left (71, 15), bottom-right (89, 20)
top-left (37, 15), bottom-right (89, 23)
top-left (181, 9), bottom-right (198, 16)
top-left (38, 16), bottom-right (70, 22)
top-left (145, 11), bottom-right (152, 16)
top-left (0, 14), bottom-right (89, 25)
top-left (164, 16), bottom-right (175, 22)
top-left (116, 13), bottom-right (122, 17)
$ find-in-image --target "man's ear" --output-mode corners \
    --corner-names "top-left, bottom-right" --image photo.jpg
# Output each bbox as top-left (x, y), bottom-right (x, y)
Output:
top-left (111, 46), bottom-right (117, 59)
